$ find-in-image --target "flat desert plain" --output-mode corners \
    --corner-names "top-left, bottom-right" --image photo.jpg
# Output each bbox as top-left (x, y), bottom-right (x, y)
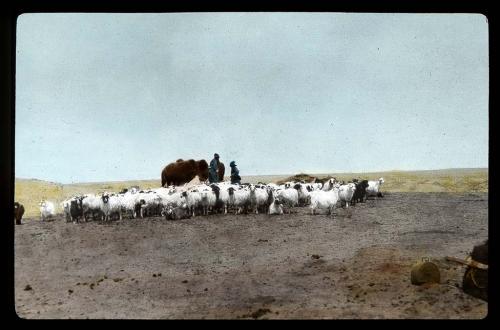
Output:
top-left (14, 169), bottom-right (488, 319)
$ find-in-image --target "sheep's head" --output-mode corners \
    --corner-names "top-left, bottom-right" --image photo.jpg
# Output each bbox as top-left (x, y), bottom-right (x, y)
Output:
top-left (379, 178), bottom-right (385, 184)
top-left (161, 205), bottom-right (174, 217)
top-left (200, 191), bottom-right (208, 200)
top-left (71, 199), bottom-right (82, 210)
top-left (101, 193), bottom-right (110, 203)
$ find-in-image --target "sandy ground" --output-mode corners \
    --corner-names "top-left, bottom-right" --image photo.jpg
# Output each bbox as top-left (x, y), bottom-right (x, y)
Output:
top-left (14, 192), bottom-right (488, 319)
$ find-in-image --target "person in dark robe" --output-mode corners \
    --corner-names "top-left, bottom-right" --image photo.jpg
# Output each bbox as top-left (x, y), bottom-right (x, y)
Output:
top-left (230, 161), bottom-right (241, 184)
top-left (209, 153), bottom-right (220, 183)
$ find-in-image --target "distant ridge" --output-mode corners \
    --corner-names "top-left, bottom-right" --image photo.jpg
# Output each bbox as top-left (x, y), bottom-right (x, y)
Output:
top-left (15, 168), bottom-right (488, 186)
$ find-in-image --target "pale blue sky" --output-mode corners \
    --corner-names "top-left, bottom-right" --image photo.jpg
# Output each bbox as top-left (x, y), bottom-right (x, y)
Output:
top-left (15, 13), bottom-right (488, 184)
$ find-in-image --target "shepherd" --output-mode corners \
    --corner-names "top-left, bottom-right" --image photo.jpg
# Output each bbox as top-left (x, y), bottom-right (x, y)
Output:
top-left (209, 153), bottom-right (220, 183)
top-left (230, 161), bottom-right (241, 184)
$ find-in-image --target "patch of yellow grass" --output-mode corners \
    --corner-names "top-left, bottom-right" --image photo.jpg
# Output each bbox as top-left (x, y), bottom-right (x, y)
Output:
top-left (15, 178), bottom-right (159, 219)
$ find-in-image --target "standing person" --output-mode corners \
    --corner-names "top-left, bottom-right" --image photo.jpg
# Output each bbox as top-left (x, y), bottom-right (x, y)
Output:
top-left (230, 161), bottom-right (241, 184)
top-left (209, 153), bottom-right (220, 183)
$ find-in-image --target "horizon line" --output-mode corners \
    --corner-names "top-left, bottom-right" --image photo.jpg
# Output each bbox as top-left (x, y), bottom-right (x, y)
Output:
top-left (15, 167), bottom-right (488, 186)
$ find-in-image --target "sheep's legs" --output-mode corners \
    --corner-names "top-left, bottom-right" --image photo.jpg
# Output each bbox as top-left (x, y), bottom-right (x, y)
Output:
top-left (329, 205), bottom-right (336, 218)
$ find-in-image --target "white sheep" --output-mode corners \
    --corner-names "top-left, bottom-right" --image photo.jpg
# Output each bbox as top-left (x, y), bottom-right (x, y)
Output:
top-left (213, 183), bottom-right (232, 214)
top-left (101, 193), bottom-right (123, 221)
top-left (366, 177), bottom-right (385, 197)
top-left (61, 198), bottom-right (74, 222)
top-left (159, 189), bottom-right (188, 209)
top-left (227, 186), bottom-right (251, 214)
top-left (182, 189), bottom-right (202, 217)
top-left (136, 191), bottom-right (162, 218)
top-left (309, 184), bottom-right (341, 217)
top-left (268, 189), bottom-right (284, 215)
top-left (82, 194), bottom-right (104, 221)
top-left (338, 183), bottom-right (357, 208)
top-left (39, 200), bottom-right (55, 221)
top-left (293, 183), bottom-right (312, 206)
top-left (249, 184), bottom-right (270, 214)
top-left (199, 185), bottom-right (217, 215)
top-left (275, 188), bottom-right (299, 214)
top-left (119, 190), bottom-right (141, 219)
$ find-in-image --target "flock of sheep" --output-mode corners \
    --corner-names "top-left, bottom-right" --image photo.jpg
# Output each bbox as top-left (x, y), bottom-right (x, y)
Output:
top-left (36, 177), bottom-right (385, 223)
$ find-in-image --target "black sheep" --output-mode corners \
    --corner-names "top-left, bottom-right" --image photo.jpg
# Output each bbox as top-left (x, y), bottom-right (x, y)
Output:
top-left (69, 197), bottom-right (84, 223)
top-left (351, 180), bottom-right (369, 205)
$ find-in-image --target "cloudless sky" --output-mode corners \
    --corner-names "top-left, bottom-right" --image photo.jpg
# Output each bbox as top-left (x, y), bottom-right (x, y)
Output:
top-left (15, 13), bottom-right (488, 184)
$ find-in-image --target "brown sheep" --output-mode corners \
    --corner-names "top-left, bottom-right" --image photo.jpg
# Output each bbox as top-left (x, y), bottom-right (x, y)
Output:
top-left (14, 202), bottom-right (25, 225)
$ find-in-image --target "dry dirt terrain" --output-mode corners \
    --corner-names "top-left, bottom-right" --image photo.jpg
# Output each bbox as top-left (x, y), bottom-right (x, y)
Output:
top-left (15, 192), bottom-right (488, 319)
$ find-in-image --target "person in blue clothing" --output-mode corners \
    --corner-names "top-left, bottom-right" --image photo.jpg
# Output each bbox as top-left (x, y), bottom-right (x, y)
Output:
top-left (230, 161), bottom-right (241, 184)
top-left (209, 153), bottom-right (220, 183)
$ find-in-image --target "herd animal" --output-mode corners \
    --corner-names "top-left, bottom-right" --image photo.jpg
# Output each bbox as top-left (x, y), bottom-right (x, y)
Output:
top-left (39, 200), bottom-right (55, 221)
top-left (14, 202), bottom-right (25, 225)
top-left (366, 178), bottom-right (385, 197)
top-left (161, 158), bottom-right (225, 187)
top-left (22, 177), bottom-right (385, 223)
